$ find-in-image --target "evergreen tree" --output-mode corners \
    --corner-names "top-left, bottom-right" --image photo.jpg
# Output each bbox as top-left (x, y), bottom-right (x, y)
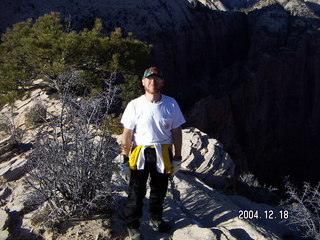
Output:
top-left (0, 12), bottom-right (151, 106)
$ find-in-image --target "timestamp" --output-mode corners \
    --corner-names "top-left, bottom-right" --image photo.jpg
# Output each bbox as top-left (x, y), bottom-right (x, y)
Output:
top-left (238, 209), bottom-right (289, 220)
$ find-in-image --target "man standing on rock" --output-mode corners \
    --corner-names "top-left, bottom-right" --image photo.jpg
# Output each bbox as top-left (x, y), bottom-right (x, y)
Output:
top-left (120, 66), bottom-right (186, 240)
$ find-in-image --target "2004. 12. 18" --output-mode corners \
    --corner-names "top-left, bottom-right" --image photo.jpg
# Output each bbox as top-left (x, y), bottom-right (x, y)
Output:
top-left (238, 209), bottom-right (289, 220)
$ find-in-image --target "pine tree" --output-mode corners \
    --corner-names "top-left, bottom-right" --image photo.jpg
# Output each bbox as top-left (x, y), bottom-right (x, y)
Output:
top-left (0, 12), bottom-right (151, 106)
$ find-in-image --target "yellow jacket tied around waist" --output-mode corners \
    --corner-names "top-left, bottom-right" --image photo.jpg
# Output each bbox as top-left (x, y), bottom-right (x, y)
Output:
top-left (129, 144), bottom-right (173, 174)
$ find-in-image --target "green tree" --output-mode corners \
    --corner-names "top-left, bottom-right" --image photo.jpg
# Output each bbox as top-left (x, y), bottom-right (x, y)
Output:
top-left (0, 12), bottom-right (151, 106)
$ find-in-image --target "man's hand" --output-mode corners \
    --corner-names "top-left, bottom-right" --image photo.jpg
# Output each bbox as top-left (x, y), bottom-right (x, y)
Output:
top-left (120, 154), bottom-right (129, 168)
top-left (117, 154), bottom-right (130, 182)
top-left (171, 156), bottom-right (182, 175)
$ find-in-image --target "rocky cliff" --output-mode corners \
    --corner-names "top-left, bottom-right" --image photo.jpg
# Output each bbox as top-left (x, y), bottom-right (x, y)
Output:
top-left (0, 86), bottom-right (302, 239)
top-left (0, 0), bottom-right (319, 188)
top-left (187, 2), bottom-right (320, 187)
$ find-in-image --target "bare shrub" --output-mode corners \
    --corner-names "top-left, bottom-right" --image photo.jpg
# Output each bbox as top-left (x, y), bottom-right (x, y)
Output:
top-left (0, 110), bottom-right (25, 146)
top-left (25, 71), bottom-right (120, 227)
top-left (237, 172), bottom-right (279, 204)
top-left (25, 102), bottom-right (47, 126)
top-left (239, 172), bottom-right (260, 187)
top-left (282, 180), bottom-right (320, 240)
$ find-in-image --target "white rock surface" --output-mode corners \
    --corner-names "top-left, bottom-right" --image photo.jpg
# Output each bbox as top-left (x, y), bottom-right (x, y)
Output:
top-left (0, 81), bottom-right (61, 131)
top-left (283, 0), bottom-right (318, 17)
top-left (0, 84), bottom-right (62, 183)
top-left (0, 209), bottom-right (9, 240)
top-left (0, 209), bottom-right (8, 230)
top-left (164, 172), bottom-right (292, 240)
top-left (181, 128), bottom-right (235, 189)
top-left (172, 224), bottom-right (217, 240)
top-left (0, 231), bottom-right (9, 240)
top-left (0, 155), bottom-right (28, 182)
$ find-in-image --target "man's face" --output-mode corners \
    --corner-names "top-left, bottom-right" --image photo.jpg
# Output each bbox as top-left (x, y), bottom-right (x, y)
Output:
top-left (142, 75), bottom-right (164, 94)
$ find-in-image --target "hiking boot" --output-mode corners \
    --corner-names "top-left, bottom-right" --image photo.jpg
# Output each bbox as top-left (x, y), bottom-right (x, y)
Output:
top-left (127, 227), bottom-right (143, 240)
top-left (149, 219), bottom-right (171, 232)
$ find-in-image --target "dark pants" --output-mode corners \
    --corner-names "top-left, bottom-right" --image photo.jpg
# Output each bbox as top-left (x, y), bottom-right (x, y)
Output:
top-left (124, 148), bottom-right (170, 228)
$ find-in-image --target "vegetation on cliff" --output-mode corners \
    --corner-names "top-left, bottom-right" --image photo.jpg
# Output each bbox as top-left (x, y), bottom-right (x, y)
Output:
top-left (0, 11), bottom-right (151, 107)
top-left (0, 12), bottom-right (152, 227)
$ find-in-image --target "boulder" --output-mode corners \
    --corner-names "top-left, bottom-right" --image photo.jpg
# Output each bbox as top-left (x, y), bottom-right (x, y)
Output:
top-left (181, 128), bottom-right (235, 190)
top-left (172, 224), bottom-right (217, 240)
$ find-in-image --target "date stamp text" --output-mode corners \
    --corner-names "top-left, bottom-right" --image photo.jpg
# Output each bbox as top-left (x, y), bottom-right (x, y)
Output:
top-left (238, 209), bottom-right (289, 220)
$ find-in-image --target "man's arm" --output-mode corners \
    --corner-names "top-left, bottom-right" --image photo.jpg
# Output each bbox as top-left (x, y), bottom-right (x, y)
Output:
top-left (121, 127), bottom-right (133, 157)
top-left (172, 126), bottom-right (182, 157)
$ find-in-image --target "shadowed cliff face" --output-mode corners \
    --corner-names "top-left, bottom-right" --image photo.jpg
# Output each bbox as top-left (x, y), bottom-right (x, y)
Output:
top-left (0, 0), bottom-right (319, 187)
top-left (187, 4), bottom-right (320, 187)
top-left (153, 10), bottom-right (249, 105)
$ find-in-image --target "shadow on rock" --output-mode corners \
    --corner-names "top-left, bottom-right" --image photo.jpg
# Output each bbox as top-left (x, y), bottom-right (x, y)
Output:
top-left (6, 210), bottom-right (43, 240)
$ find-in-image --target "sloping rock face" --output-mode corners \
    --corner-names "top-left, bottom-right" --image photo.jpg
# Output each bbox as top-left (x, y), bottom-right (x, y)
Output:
top-left (0, 82), bottom-right (61, 183)
top-left (0, 0), bottom-right (319, 186)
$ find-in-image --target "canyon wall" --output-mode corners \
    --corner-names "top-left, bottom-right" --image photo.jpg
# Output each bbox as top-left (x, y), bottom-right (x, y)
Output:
top-left (188, 4), bottom-right (320, 186)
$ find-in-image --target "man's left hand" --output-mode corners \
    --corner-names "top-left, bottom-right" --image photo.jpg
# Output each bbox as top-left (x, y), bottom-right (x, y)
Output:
top-left (171, 156), bottom-right (182, 175)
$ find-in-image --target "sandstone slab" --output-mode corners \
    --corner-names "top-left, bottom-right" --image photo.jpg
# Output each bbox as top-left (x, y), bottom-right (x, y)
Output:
top-left (0, 155), bottom-right (28, 182)
top-left (0, 209), bottom-right (8, 230)
top-left (172, 224), bottom-right (217, 240)
top-left (0, 208), bottom-right (8, 240)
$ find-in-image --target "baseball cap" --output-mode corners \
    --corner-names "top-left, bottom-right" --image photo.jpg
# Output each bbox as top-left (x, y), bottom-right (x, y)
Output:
top-left (143, 66), bottom-right (163, 78)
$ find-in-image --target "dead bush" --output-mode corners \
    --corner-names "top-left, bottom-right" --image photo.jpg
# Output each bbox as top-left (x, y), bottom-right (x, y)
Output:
top-left (282, 180), bottom-right (320, 240)
top-left (25, 71), bottom-right (120, 227)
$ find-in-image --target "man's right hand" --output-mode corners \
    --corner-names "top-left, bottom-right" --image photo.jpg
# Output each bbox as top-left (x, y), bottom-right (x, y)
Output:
top-left (120, 154), bottom-right (129, 167)
top-left (117, 154), bottom-right (130, 182)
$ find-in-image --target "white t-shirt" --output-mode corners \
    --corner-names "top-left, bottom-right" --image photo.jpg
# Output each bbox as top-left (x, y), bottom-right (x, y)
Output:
top-left (121, 95), bottom-right (186, 146)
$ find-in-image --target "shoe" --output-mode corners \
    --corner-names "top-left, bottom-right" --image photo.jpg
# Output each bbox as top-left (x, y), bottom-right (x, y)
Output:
top-left (127, 227), bottom-right (143, 240)
top-left (149, 219), bottom-right (171, 232)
